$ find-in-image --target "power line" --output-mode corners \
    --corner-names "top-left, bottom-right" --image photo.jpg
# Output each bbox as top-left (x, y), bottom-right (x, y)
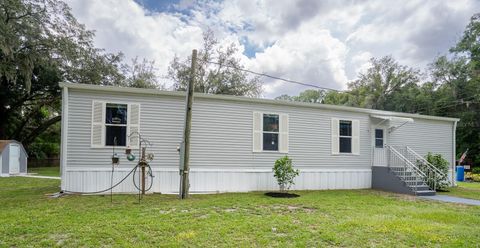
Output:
top-left (200, 57), bottom-right (479, 115)
top-left (415, 96), bottom-right (479, 114)
top-left (201, 59), bottom-right (343, 92)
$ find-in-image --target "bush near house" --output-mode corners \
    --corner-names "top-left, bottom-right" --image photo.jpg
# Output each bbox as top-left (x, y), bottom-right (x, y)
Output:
top-left (273, 156), bottom-right (299, 192)
top-left (425, 153), bottom-right (450, 191)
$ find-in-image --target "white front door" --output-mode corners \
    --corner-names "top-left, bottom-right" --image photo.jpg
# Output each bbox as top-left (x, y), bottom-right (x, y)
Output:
top-left (9, 144), bottom-right (20, 174)
top-left (373, 127), bottom-right (387, 166)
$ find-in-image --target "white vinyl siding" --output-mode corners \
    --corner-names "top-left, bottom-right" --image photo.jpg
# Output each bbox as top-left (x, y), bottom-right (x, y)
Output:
top-left (90, 100), bottom-right (140, 148)
top-left (388, 118), bottom-right (454, 165)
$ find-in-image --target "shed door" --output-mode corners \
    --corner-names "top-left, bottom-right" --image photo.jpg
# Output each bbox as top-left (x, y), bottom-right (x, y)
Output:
top-left (9, 144), bottom-right (20, 174)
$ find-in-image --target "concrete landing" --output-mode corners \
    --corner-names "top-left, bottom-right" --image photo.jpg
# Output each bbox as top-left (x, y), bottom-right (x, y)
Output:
top-left (420, 195), bottom-right (480, 206)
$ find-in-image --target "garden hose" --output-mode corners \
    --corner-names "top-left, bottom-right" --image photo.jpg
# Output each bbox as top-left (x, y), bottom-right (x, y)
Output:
top-left (61, 163), bottom-right (154, 195)
top-left (132, 163), bottom-right (154, 192)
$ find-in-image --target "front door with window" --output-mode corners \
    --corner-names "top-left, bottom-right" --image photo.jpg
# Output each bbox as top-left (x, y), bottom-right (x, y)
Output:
top-left (372, 127), bottom-right (387, 166)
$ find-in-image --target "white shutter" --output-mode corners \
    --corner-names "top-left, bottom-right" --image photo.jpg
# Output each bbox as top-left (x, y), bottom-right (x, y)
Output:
top-left (279, 114), bottom-right (289, 153)
top-left (91, 101), bottom-right (105, 148)
top-left (331, 118), bottom-right (339, 155)
top-left (253, 112), bottom-right (262, 152)
top-left (128, 103), bottom-right (141, 148)
top-left (352, 119), bottom-right (360, 155)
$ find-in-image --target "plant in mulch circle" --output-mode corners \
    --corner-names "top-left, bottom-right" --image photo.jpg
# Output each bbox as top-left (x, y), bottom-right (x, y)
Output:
top-left (266, 156), bottom-right (300, 198)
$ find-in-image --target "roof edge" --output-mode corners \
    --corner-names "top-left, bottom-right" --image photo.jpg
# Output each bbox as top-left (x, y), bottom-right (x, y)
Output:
top-left (60, 82), bottom-right (460, 122)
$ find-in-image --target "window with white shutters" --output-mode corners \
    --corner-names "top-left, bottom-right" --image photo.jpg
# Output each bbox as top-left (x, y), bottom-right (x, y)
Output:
top-left (91, 100), bottom-right (140, 148)
top-left (332, 118), bottom-right (360, 155)
top-left (253, 112), bottom-right (288, 153)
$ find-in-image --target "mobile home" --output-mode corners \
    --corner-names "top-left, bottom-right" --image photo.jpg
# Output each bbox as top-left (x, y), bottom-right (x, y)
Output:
top-left (60, 83), bottom-right (458, 196)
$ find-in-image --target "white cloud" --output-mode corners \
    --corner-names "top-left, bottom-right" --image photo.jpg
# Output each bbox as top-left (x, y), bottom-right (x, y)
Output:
top-left (65, 0), bottom-right (479, 98)
top-left (65, 0), bottom-right (204, 85)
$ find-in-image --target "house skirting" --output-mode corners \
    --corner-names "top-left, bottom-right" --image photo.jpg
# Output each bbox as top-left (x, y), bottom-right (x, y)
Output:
top-left (62, 168), bottom-right (372, 194)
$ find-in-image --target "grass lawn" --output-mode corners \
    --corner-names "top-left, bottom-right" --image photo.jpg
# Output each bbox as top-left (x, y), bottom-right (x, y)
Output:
top-left (28, 166), bottom-right (60, 177)
top-left (1, 178), bottom-right (479, 247)
top-left (440, 182), bottom-right (480, 200)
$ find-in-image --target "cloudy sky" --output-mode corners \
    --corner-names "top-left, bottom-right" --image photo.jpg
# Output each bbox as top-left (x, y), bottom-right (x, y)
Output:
top-left (64, 0), bottom-right (479, 98)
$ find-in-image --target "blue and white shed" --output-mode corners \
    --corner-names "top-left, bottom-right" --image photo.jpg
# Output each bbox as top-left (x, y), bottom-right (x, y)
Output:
top-left (0, 140), bottom-right (28, 177)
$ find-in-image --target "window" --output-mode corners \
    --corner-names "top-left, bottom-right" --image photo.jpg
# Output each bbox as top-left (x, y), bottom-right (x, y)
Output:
top-left (263, 114), bottom-right (279, 151)
top-left (375, 129), bottom-right (384, 148)
top-left (253, 112), bottom-right (288, 153)
top-left (105, 103), bottom-right (127, 146)
top-left (339, 120), bottom-right (352, 153)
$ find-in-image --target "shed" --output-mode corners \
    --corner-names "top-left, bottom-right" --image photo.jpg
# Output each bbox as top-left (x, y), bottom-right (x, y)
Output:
top-left (0, 140), bottom-right (28, 177)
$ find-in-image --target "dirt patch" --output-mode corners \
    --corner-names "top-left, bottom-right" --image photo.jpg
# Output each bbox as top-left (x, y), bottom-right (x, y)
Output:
top-left (265, 192), bottom-right (300, 198)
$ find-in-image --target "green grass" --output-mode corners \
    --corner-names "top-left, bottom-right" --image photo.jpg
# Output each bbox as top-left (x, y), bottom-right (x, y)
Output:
top-left (28, 166), bottom-right (60, 177)
top-left (440, 182), bottom-right (480, 200)
top-left (1, 177), bottom-right (479, 247)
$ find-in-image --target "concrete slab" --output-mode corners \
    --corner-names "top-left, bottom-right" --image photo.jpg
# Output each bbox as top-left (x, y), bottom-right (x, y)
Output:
top-left (17, 174), bottom-right (61, 180)
top-left (420, 195), bottom-right (480, 206)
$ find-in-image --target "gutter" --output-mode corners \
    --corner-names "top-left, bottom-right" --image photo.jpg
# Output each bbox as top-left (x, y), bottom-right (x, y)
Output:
top-left (452, 120), bottom-right (458, 186)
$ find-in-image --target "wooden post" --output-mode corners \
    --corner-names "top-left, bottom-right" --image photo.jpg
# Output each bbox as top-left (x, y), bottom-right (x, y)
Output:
top-left (180, 49), bottom-right (197, 199)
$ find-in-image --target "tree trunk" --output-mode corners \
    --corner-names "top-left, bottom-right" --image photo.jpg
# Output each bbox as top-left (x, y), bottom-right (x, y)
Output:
top-left (21, 115), bottom-right (61, 148)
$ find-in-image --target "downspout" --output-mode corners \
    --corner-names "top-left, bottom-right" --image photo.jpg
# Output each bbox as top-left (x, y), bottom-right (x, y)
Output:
top-left (452, 120), bottom-right (457, 186)
top-left (60, 85), bottom-right (68, 190)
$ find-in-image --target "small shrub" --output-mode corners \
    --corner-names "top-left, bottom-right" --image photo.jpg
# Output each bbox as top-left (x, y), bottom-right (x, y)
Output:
top-left (273, 156), bottom-right (299, 192)
top-left (472, 167), bottom-right (480, 174)
top-left (425, 152), bottom-right (450, 190)
top-left (473, 174), bottom-right (480, 182)
top-left (467, 172), bottom-right (480, 182)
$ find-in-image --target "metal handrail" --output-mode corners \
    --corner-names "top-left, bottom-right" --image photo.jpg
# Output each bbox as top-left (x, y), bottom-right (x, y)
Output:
top-left (405, 146), bottom-right (447, 179)
top-left (387, 145), bottom-right (428, 178)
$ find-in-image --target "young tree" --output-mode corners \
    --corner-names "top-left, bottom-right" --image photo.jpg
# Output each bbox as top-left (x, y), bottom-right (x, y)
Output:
top-left (273, 156), bottom-right (299, 192)
top-left (168, 30), bottom-right (262, 97)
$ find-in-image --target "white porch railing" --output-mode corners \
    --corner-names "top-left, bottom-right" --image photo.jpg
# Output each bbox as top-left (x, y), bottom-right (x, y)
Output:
top-left (381, 145), bottom-right (447, 192)
top-left (385, 145), bottom-right (431, 192)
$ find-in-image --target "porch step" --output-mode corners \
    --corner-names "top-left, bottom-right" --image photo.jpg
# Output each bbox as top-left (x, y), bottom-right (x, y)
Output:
top-left (387, 167), bottom-right (435, 195)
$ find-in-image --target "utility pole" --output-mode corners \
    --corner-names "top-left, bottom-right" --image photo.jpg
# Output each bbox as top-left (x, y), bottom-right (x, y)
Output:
top-left (180, 49), bottom-right (197, 199)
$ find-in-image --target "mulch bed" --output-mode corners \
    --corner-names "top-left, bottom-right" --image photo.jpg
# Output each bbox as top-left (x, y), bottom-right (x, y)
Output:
top-left (264, 192), bottom-right (300, 198)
